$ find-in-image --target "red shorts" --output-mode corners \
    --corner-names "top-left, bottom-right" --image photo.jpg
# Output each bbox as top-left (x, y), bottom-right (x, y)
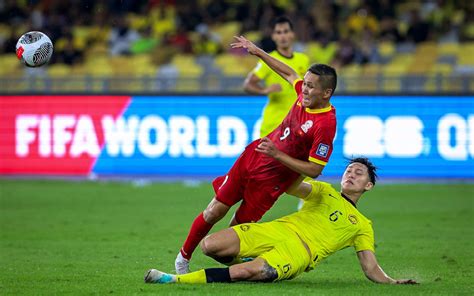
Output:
top-left (212, 141), bottom-right (294, 223)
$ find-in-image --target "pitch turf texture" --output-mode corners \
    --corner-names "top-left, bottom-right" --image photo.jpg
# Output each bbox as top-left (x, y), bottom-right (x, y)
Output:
top-left (1, 179), bottom-right (473, 295)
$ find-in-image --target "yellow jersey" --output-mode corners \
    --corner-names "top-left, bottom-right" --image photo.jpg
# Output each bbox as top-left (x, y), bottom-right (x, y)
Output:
top-left (275, 181), bottom-right (375, 268)
top-left (253, 50), bottom-right (310, 137)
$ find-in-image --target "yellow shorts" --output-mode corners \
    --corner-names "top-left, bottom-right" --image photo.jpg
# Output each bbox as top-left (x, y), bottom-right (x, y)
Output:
top-left (232, 221), bottom-right (311, 281)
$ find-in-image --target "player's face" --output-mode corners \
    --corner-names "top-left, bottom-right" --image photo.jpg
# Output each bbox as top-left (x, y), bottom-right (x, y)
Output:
top-left (301, 72), bottom-right (331, 108)
top-left (341, 163), bottom-right (373, 194)
top-left (272, 23), bottom-right (294, 50)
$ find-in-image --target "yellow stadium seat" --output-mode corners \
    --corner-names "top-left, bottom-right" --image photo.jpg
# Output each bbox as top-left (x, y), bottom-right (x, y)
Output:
top-left (109, 77), bottom-right (144, 92)
top-left (382, 78), bottom-right (401, 92)
top-left (384, 53), bottom-right (412, 76)
top-left (431, 63), bottom-right (453, 75)
top-left (424, 78), bottom-right (438, 92)
top-left (305, 41), bottom-right (338, 65)
top-left (426, 74), bottom-right (463, 92)
top-left (458, 43), bottom-right (474, 65)
top-left (339, 64), bottom-right (363, 92)
top-left (384, 64), bottom-right (407, 75)
top-left (171, 54), bottom-right (203, 77)
top-left (0, 54), bottom-right (22, 76)
top-left (416, 41), bottom-right (437, 54)
top-left (437, 42), bottom-right (459, 55)
top-left (71, 64), bottom-right (87, 75)
top-left (340, 65), bottom-right (377, 93)
top-left (210, 21), bottom-right (241, 47)
top-left (442, 79), bottom-right (463, 92)
top-left (129, 54), bottom-right (157, 76)
top-left (460, 42), bottom-right (474, 54)
top-left (109, 56), bottom-right (133, 76)
top-left (214, 53), bottom-right (253, 76)
top-left (85, 56), bottom-right (114, 77)
top-left (408, 43), bottom-right (438, 74)
top-left (171, 54), bottom-right (196, 67)
top-left (342, 63), bottom-right (362, 75)
top-left (47, 64), bottom-right (72, 77)
top-left (244, 31), bottom-right (262, 43)
top-left (363, 64), bottom-right (381, 75)
top-left (390, 53), bottom-right (414, 66)
top-left (425, 66), bottom-right (450, 92)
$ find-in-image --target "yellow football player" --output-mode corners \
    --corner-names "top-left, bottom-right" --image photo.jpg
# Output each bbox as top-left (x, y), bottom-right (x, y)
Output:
top-left (145, 157), bottom-right (418, 285)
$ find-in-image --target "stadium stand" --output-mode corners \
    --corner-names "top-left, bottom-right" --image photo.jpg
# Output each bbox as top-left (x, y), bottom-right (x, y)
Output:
top-left (0, 0), bottom-right (472, 93)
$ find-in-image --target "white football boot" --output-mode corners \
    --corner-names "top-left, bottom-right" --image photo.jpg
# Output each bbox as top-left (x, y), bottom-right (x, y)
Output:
top-left (174, 252), bottom-right (190, 274)
top-left (144, 269), bottom-right (176, 284)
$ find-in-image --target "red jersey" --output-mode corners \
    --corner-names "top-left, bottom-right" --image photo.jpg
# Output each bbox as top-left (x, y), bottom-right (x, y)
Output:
top-left (248, 79), bottom-right (337, 185)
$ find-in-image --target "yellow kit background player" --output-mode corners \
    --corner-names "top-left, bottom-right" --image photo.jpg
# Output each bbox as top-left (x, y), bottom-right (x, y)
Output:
top-left (244, 16), bottom-right (310, 137)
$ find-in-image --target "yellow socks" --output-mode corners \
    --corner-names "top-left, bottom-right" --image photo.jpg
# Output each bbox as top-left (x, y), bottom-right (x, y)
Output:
top-left (176, 269), bottom-right (207, 284)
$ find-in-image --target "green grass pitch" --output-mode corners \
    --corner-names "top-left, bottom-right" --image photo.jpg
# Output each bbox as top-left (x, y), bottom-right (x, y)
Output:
top-left (1, 179), bottom-right (473, 295)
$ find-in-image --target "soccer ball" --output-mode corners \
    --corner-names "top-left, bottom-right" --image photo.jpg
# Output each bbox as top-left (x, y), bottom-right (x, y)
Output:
top-left (16, 31), bottom-right (53, 67)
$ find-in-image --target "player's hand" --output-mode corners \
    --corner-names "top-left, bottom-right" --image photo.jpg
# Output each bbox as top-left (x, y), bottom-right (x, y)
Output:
top-left (230, 36), bottom-right (259, 55)
top-left (265, 84), bottom-right (282, 94)
top-left (255, 137), bottom-right (280, 158)
top-left (394, 279), bottom-right (418, 285)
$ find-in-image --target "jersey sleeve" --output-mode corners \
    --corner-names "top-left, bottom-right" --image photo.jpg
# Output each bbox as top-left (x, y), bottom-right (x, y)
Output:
top-left (301, 180), bottom-right (325, 201)
top-left (353, 221), bottom-right (375, 252)
top-left (308, 124), bottom-right (335, 166)
top-left (253, 60), bottom-right (270, 80)
top-left (293, 79), bottom-right (303, 95)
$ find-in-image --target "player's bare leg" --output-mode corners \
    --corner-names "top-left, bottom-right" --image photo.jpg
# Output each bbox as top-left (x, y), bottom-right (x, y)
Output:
top-left (200, 228), bottom-right (240, 264)
top-left (203, 198), bottom-right (232, 224)
top-left (175, 198), bottom-right (231, 274)
top-left (230, 258), bottom-right (278, 282)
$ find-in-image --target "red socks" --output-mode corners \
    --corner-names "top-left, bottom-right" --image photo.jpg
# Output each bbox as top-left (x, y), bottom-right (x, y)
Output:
top-left (180, 212), bottom-right (214, 260)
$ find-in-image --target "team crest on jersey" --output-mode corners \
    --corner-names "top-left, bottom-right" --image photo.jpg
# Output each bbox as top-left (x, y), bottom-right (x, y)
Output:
top-left (240, 225), bottom-right (250, 231)
top-left (316, 143), bottom-right (329, 157)
top-left (348, 214), bottom-right (358, 225)
top-left (301, 120), bottom-right (313, 133)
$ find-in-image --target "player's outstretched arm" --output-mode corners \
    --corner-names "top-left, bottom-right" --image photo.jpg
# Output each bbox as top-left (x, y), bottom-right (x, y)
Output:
top-left (357, 250), bottom-right (418, 285)
top-left (231, 36), bottom-right (299, 85)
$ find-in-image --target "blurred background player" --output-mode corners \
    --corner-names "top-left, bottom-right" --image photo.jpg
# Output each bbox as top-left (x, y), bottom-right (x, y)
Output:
top-left (146, 158), bottom-right (418, 285)
top-left (243, 16), bottom-right (310, 138)
top-left (174, 35), bottom-right (337, 275)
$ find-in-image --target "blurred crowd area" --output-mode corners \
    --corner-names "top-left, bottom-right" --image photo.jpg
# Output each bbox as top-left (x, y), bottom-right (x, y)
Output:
top-left (0, 0), bottom-right (473, 92)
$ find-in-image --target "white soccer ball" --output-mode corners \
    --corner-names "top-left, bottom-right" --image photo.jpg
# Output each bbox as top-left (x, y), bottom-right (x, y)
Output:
top-left (16, 31), bottom-right (53, 67)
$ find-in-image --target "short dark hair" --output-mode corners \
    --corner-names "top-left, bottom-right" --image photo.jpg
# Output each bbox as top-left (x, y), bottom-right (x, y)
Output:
top-left (271, 16), bottom-right (293, 31)
top-left (308, 64), bottom-right (337, 96)
top-left (348, 157), bottom-right (378, 185)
